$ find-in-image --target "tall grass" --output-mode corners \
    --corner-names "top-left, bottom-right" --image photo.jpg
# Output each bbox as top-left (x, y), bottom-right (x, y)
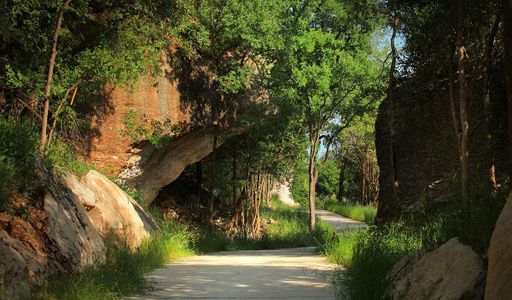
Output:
top-left (34, 219), bottom-right (196, 300)
top-left (325, 190), bottom-right (508, 300)
top-left (324, 201), bottom-right (377, 223)
top-left (320, 231), bottom-right (359, 267)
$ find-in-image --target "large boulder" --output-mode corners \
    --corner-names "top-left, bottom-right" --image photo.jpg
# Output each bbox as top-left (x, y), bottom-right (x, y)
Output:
top-left (485, 193), bottom-right (512, 300)
top-left (64, 170), bottom-right (159, 249)
top-left (389, 238), bottom-right (484, 300)
top-left (0, 170), bottom-right (107, 299)
top-left (44, 171), bottom-right (106, 273)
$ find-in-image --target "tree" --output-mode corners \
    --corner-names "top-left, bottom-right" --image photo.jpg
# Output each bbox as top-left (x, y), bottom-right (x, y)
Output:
top-left (388, 0), bottom-right (400, 205)
top-left (2, 0), bottom-right (169, 153)
top-left (456, 0), bottom-right (470, 203)
top-left (272, 0), bottom-right (382, 229)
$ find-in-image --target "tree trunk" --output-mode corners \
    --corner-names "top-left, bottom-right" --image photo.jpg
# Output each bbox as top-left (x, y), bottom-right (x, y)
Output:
top-left (196, 161), bottom-right (203, 198)
top-left (208, 135), bottom-right (218, 225)
top-left (483, 18), bottom-right (500, 190)
top-left (308, 131), bottom-right (319, 230)
top-left (448, 53), bottom-right (462, 164)
top-left (502, 0), bottom-right (512, 181)
top-left (40, 0), bottom-right (72, 153)
top-left (457, 0), bottom-right (469, 203)
top-left (388, 0), bottom-right (400, 206)
top-left (232, 148), bottom-right (237, 205)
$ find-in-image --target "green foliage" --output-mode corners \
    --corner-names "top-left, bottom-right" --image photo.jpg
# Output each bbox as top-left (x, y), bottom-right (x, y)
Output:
top-left (0, 154), bottom-right (16, 210)
top-left (290, 159), bottom-right (309, 205)
top-left (334, 114), bottom-right (379, 204)
top-left (324, 202), bottom-right (377, 223)
top-left (46, 141), bottom-right (95, 176)
top-left (317, 160), bottom-right (340, 199)
top-left (0, 117), bottom-right (39, 210)
top-left (121, 109), bottom-right (181, 149)
top-left (196, 198), bottom-right (333, 253)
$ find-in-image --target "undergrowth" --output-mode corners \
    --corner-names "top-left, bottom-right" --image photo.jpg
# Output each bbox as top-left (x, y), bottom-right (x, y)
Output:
top-left (196, 198), bottom-right (333, 252)
top-left (325, 189), bottom-right (508, 300)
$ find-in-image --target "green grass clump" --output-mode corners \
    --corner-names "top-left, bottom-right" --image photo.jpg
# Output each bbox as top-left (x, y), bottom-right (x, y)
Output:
top-left (324, 202), bottom-right (377, 223)
top-left (320, 231), bottom-right (359, 267)
top-left (343, 223), bottom-right (422, 300)
top-left (46, 141), bottom-right (97, 176)
top-left (35, 219), bottom-right (195, 300)
top-left (327, 191), bottom-right (508, 300)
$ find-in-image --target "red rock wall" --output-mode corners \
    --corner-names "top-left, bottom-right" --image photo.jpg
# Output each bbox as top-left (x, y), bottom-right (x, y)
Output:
top-left (86, 70), bottom-right (190, 175)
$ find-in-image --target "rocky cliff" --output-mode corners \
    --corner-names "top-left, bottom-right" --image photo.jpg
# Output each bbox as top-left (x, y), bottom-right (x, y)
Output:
top-left (84, 61), bottom-right (191, 175)
top-left (375, 75), bottom-right (510, 221)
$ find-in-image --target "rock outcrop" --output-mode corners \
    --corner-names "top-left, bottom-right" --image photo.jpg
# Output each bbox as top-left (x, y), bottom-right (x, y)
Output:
top-left (0, 167), bottom-right (163, 298)
top-left (44, 178), bottom-right (106, 273)
top-left (85, 63), bottom-right (190, 175)
top-left (0, 171), bottom-right (106, 299)
top-left (375, 77), bottom-right (510, 221)
top-left (65, 170), bottom-right (159, 249)
top-left (389, 238), bottom-right (484, 300)
top-left (485, 192), bottom-right (512, 300)
top-left (120, 127), bottom-right (244, 204)
top-left (0, 229), bottom-right (47, 298)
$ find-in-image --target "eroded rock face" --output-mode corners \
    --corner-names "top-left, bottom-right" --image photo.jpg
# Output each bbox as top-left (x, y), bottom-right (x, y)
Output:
top-left (65, 170), bottom-right (159, 249)
top-left (0, 171), bottom-right (106, 299)
top-left (485, 192), bottom-right (512, 300)
top-left (86, 66), bottom-right (190, 176)
top-left (0, 229), bottom-right (47, 299)
top-left (120, 128), bottom-right (244, 205)
top-left (389, 238), bottom-right (484, 300)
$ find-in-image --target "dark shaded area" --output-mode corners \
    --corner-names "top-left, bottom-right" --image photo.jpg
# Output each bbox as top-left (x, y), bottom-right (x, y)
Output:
top-left (376, 71), bottom-right (510, 221)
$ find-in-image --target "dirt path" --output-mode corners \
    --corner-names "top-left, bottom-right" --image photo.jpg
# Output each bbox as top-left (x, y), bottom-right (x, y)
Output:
top-left (130, 247), bottom-right (337, 300)
top-left (130, 210), bottom-right (363, 299)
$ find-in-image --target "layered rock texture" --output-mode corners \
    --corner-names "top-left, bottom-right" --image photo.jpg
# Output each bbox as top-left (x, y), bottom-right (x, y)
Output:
top-left (485, 192), bottom-right (512, 300)
top-left (376, 76), bottom-right (510, 220)
top-left (0, 169), bottom-right (158, 298)
top-left (64, 170), bottom-right (159, 249)
top-left (389, 238), bottom-right (484, 300)
top-left (85, 63), bottom-right (190, 175)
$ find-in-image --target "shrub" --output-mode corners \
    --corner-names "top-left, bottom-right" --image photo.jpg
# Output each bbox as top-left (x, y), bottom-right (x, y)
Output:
top-left (0, 155), bottom-right (16, 210)
top-left (0, 117), bottom-right (38, 210)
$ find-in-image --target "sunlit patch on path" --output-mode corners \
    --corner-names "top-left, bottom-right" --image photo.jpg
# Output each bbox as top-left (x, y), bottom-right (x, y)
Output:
top-left (129, 247), bottom-right (337, 300)
top-left (316, 209), bottom-right (367, 232)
